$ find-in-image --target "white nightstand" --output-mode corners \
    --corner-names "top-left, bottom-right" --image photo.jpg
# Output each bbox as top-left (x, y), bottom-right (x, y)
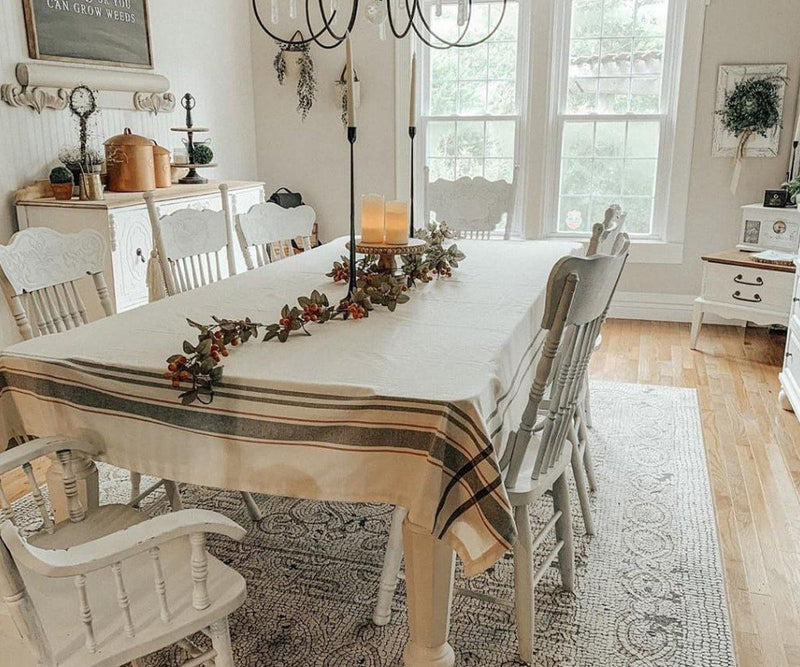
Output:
top-left (690, 249), bottom-right (794, 350)
top-left (780, 261), bottom-right (800, 412)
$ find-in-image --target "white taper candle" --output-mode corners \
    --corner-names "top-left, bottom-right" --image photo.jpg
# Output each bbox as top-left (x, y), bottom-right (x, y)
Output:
top-left (409, 51), bottom-right (417, 128)
top-left (346, 34), bottom-right (357, 128)
top-left (794, 82), bottom-right (800, 143)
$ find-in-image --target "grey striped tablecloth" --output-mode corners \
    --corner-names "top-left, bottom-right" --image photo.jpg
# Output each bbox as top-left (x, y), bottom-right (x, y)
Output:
top-left (0, 238), bottom-right (579, 576)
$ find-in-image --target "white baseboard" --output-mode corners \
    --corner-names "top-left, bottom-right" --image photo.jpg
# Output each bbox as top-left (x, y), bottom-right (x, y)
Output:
top-left (609, 291), bottom-right (746, 325)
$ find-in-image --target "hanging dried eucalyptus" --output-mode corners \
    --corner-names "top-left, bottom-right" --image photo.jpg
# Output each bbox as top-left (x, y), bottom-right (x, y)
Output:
top-left (273, 32), bottom-right (317, 121)
top-left (296, 47), bottom-right (317, 120)
top-left (274, 46), bottom-right (287, 86)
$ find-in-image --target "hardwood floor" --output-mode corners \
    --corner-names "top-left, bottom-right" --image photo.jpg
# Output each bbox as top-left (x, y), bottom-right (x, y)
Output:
top-left (1, 319), bottom-right (796, 666)
top-left (591, 319), bottom-right (800, 667)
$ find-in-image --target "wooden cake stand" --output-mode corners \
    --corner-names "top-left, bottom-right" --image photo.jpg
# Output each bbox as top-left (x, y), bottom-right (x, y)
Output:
top-left (347, 237), bottom-right (427, 272)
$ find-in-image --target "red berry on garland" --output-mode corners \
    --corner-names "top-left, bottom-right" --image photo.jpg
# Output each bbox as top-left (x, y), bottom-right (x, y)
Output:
top-left (168, 362), bottom-right (178, 372)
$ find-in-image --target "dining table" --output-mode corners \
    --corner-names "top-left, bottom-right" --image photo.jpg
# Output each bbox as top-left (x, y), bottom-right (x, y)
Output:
top-left (0, 236), bottom-right (580, 666)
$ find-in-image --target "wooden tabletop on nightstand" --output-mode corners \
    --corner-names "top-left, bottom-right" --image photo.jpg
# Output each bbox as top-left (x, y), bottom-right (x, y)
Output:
top-left (701, 249), bottom-right (796, 273)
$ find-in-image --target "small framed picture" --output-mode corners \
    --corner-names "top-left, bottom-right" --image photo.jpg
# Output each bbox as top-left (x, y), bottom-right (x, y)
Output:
top-left (764, 189), bottom-right (789, 208)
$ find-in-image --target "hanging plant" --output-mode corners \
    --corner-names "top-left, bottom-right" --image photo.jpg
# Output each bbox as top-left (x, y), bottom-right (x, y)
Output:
top-left (274, 47), bottom-right (287, 85)
top-left (296, 47), bottom-right (317, 120)
top-left (273, 31), bottom-right (317, 121)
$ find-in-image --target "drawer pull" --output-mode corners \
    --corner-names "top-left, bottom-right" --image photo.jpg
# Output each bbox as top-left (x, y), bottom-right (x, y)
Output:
top-left (136, 248), bottom-right (146, 264)
top-left (734, 274), bottom-right (763, 286)
top-left (732, 291), bottom-right (761, 303)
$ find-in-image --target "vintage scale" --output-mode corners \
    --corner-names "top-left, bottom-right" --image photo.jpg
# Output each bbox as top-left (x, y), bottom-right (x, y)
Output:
top-left (170, 93), bottom-right (217, 185)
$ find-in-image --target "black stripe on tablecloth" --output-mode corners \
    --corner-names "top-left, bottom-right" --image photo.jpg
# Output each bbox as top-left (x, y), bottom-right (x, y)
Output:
top-left (0, 368), bottom-right (516, 547)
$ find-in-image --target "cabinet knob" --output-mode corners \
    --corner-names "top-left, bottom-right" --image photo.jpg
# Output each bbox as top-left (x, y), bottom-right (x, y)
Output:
top-left (136, 248), bottom-right (146, 263)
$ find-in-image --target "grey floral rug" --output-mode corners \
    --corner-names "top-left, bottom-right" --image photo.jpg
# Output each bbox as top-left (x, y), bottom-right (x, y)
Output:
top-left (15, 382), bottom-right (736, 666)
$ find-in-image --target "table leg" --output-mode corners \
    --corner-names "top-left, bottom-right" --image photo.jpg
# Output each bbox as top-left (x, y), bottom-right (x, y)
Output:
top-left (45, 452), bottom-right (99, 522)
top-left (402, 519), bottom-right (455, 667)
top-left (690, 301), bottom-right (704, 350)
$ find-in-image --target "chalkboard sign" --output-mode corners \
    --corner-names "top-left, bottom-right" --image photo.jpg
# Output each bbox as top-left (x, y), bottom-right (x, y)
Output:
top-left (23, 0), bottom-right (153, 69)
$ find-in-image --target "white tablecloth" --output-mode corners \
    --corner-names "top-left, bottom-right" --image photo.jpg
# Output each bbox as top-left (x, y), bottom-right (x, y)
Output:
top-left (0, 238), bottom-right (579, 576)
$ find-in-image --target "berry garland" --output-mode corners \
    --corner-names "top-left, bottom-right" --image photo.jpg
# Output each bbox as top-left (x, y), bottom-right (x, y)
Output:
top-left (166, 222), bottom-right (465, 405)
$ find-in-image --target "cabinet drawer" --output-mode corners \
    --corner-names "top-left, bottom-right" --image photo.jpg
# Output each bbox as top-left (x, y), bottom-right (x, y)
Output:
top-left (785, 333), bottom-right (800, 381)
top-left (703, 262), bottom-right (793, 312)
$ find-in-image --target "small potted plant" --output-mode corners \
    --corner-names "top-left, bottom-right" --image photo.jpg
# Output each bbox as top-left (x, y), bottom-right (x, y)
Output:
top-left (49, 166), bottom-right (74, 200)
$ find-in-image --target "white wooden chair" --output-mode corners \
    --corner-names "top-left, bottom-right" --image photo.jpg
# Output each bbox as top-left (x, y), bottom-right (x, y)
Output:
top-left (581, 203), bottom-right (627, 429)
top-left (372, 247), bottom-right (630, 663)
top-left (425, 166), bottom-right (517, 239)
top-left (234, 200), bottom-right (316, 270)
top-left (144, 185), bottom-right (237, 298)
top-left (144, 189), bottom-right (264, 523)
top-left (0, 227), bottom-right (176, 512)
top-left (0, 436), bottom-right (246, 667)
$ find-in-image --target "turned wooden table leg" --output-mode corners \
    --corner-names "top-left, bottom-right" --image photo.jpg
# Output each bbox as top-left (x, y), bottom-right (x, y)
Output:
top-left (45, 452), bottom-right (99, 523)
top-left (402, 519), bottom-right (455, 667)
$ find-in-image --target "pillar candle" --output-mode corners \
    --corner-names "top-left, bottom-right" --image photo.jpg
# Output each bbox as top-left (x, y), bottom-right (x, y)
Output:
top-left (385, 201), bottom-right (409, 245)
top-left (361, 194), bottom-right (385, 243)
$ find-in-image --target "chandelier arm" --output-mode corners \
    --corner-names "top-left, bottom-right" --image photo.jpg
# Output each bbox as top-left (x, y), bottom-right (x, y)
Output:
top-left (385, 0), bottom-right (416, 39)
top-left (309, 0), bottom-right (359, 47)
top-left (252, 0), bottom-right (341, 46)
top-left (416, 0), bottom-right (508, 49)
top-left (407, 0), bottom-right (472, 50)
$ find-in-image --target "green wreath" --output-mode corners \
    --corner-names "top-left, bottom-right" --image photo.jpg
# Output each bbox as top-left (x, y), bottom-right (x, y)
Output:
top-left (717, 76), bottom-right (784, 138)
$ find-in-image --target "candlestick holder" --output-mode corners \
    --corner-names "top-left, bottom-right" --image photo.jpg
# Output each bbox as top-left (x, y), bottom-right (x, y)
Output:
top-left (409, 125), bottom-right (417, 238)
top-left (347, 126), bottom-right (358, 299)
top-left (347, 237), bottom-right (426, 273)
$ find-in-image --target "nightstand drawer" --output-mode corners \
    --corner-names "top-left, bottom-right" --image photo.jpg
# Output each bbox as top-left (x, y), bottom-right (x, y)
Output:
top-left (703, 262), bottom-right (793, 311)
top-left (785, 333), bottom-right (800, 380)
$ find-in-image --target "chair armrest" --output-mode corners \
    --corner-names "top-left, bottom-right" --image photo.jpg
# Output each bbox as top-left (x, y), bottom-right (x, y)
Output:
top-left (2, 509), bottom-right (246, 578)
top-left (0, 436), bottom-right (103, 476)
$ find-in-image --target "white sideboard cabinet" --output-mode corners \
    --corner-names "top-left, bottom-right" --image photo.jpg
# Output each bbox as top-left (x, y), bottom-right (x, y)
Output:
top-left (15, 181), bottom-right (264, 319)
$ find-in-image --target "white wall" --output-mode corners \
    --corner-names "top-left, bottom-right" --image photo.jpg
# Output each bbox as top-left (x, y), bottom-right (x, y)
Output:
top-left (250, 14), bottom-right (395, 242)
top-left (248, 0), bottom-right (800, 319)
top-left (617, 0), bottom-right (800, 308)
top-left (0, 0), bottom-right (258, 347)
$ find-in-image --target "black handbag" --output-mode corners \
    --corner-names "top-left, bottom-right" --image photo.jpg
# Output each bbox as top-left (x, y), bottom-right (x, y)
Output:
top-left (268, 187), bottom-right (303, 209)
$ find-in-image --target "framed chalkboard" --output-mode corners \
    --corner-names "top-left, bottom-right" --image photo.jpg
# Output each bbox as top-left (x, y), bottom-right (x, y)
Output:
top-left (22, 0), bottom-right (153, 69)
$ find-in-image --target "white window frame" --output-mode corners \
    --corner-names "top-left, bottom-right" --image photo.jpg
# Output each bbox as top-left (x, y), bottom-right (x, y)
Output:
top-left (523, 0), bottom-right (708, 264)
top-left (395, 0), bottom-right (532, 237)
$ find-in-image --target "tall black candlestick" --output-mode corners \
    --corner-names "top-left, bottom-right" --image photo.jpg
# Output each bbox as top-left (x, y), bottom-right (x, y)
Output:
top-left (409, 126), bottom-right (417, 238)
top-left (347, 126), bottom-right (358, 299)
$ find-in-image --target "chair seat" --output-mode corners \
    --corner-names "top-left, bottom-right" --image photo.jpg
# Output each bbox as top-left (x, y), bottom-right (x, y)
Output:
top-left (29, 505), bottom-right (145, 550)
top-left (505, 446), bottom-right (572, 505)
top-left (19, 507), bottom-right (246, 667)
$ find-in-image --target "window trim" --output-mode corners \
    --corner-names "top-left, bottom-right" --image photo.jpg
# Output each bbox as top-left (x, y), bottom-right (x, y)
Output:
top-left (395, 0), bottom-right (532, 237)
top-left (523, 0), bottom-right (708, 264)
top-left (544, 0), bottom-right (686, 242)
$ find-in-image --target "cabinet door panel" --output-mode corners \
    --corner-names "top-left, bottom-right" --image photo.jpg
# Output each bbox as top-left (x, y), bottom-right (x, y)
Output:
top-left (111, 208), bottom-right (153, 312)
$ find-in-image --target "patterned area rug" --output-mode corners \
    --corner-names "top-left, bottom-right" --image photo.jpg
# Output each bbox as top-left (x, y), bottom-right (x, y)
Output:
top-left (13, 382), bottom-right (736, 666)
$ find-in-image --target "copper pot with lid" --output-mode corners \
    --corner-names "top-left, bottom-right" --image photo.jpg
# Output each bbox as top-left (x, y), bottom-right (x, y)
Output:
top-left (152, 142), bottom-right (172, 188)
top-left (104, 128), bottom-right (156, 192)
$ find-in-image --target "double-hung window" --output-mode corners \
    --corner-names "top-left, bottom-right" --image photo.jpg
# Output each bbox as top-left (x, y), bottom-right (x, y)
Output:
top-left (419, 0), bottom-right (527, 237)
top-left (550, 0), bottom-right (683, 238)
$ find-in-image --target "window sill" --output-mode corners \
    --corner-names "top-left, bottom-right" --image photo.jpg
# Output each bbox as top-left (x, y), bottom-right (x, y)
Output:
top-left (541, 236), bottom-right (684, 264)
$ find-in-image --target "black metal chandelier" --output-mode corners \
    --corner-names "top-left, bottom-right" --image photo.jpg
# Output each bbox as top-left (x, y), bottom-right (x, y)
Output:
top-left (252, 0), bottom-right (508, 49)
